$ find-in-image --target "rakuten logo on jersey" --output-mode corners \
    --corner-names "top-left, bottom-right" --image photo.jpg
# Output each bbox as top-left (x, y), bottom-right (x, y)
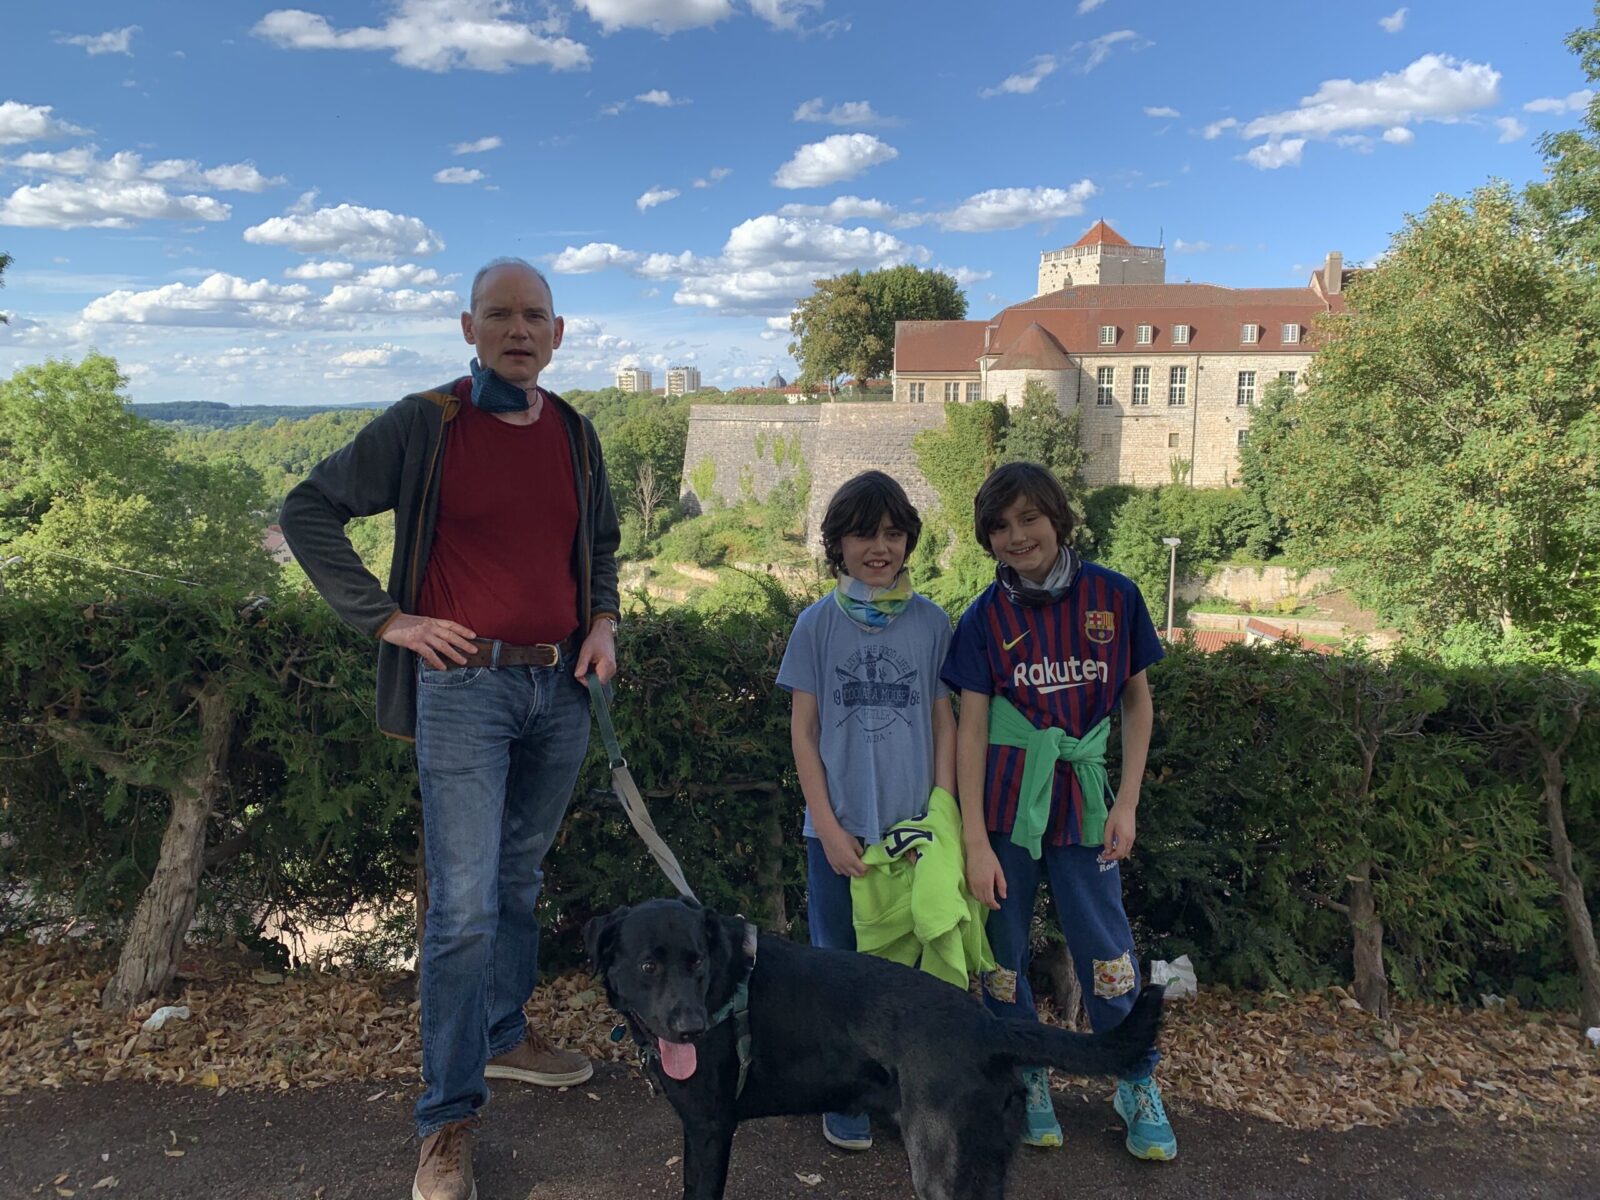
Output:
top-left (1011, 657), bottom-right (1109, 694)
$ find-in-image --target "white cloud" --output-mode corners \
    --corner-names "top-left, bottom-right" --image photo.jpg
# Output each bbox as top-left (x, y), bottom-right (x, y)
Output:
top-left (1202, 117), bottom-right (1239, 139)
top-left (244, 204), bottom-right (445, 260)
top-left (1495, 116), bottom-right (1527, 143)
top-left (0, 102), bottom-right (88, 146)
top-left (1074, 30), bottom-right (1143, 73)
top-left (354, 264), bottom-right (446, 287)
top-left (451, 135), bottom-right (502, 154)
top-left (81, 273), bottom-right (315, 326)
top-left (1171, 238), bottom-right (1211, 253)
top-left (721, 215), bottom-right (909, 268)
top-left (1243, 55), bottom-right (1500, 140)
top-left (938, 264), bottom-right (992, 287)
top-left (693, 166), bottom-right (733, 188)
top-left (777, 196), bottom-right (897, 222)
top-left (1244, 138), bottom-right (1306, 169)
top-left (1077, 0), bottom-right (1108, 12)
top-left (284, 261), bottom-right (357, 280)
top-left (980, 55), bottom-right (1057, 98)
top-left (1144, 105), bottom-right (1180, 118)
top-left (759, 315), bottom-right (792, 341)
top-left (321, 285), bottom-right (460, 315)
top-left (1524, 90), bottom-right (1594, 115)
top-left (933, 182), bottom-right (1097, 232)
top-left (434, 166), bottom-right (485, 184)
top-left (9, 147), bottom-right (282, 192)
top-left (1378, 7), bottom-right (1407, 34)
top-left (552, 243), bottom-right (640, 273)
top-left (636, 186), bottom-right (680, 212)
top-left (575, 0), bottom-right (734, 34)
top-left (773, 133), bottom-right (897, 189)
top-left (331, 344), bottom-right (423, 368)
top-left (793, 98), bottom-right (890, 125)
top-left (599, 100), bottom-right (627, 117)
top-left (57, 26), bottom-right (140, 56)
top-left (253, 0), bottom-right (590, 72)
top-left (636, 89), bottom-right (687, 107)
top-left (1382, 126), bottom-right (1415, 144)
top-left (749, 0), bottom-right (822, 29)
top-left (0, 179), bottom-right (230, 228)
top-left (636, 250), bottom-right (705, 279)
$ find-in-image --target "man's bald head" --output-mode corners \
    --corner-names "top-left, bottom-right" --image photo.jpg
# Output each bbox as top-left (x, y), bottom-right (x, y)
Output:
top-left (469, 257), bottom-right (554, 316)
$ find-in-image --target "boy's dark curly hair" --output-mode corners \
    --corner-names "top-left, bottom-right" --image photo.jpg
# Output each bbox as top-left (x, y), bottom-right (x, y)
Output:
top-left (972, 461), bottom-right (1075, 553)
top-left (820, 471), bottom-right (922, 578)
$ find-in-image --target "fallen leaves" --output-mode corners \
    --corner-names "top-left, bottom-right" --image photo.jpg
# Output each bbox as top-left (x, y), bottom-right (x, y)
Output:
top-left (2, 941), bottom-right (1595, 1133)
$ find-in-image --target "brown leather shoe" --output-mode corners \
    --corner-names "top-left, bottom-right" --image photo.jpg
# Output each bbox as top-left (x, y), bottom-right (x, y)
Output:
top-left (484, 1025), bottom-right (593, 1087)
top-left (413, 1119), bottom-right (476, 1200)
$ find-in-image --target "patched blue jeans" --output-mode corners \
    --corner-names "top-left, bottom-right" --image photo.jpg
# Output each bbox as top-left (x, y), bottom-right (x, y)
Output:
top-left (412, 660), bottom-right (590, 1137)
top-left (980, 834), bottom-right (1159, 1081)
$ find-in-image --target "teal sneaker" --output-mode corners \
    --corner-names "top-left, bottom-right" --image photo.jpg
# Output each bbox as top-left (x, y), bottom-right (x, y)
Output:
top-left (1114, 1075), bottom-right (1178, 1161)
top-left (822, 1111), bottom-right (872, 1151)
top-left (1021, 1067), bottom-right (1063, 1148)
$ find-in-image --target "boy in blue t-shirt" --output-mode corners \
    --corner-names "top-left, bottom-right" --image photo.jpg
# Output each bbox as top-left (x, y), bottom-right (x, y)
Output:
top-left (777, 470), bottom-right (955, 1154)
top-left (942, 461), bottom-right (1177, 1162)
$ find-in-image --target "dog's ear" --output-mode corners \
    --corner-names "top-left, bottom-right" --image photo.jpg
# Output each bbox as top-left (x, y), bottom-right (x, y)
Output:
top-left (701, 908), bottom-right (748, 971)
top-left (583, 906), bottom-right (630, 973)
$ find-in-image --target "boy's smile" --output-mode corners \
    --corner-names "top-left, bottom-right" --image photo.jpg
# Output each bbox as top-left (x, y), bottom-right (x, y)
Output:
top-left (841, 513), bottom-right (908, 589)
top-left (987, 494), bottom-right (1060, 585)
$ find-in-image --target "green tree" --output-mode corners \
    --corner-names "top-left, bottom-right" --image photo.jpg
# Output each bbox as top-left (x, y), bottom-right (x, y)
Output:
top-left (1099, 486), bottom-right (1253, 622)
top-left (1526, 6), bottom-right (1600, 264)
top-left (1232, 377), bottom-right (1293, 560)
top-left (1257, 185), bottom-right (1600, 665)
top-left (790, 266), bottom-right (966, 393)
top-left (0, 355), bottom-right (275, 598)
top-left (998, 380), bottom-right (1088, 520)
top-left (913, 401), bottom-right (1009, 611)
top-left (0, 249), bottom-right (11, 322)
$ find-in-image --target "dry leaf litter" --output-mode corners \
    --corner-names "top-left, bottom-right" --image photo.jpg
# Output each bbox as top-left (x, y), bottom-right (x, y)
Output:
top-left (1, 942), bottom-right (1595, 1132)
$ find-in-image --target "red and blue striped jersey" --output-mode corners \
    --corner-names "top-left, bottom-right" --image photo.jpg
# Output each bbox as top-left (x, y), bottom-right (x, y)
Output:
top-left (941, 562), bottom-right (1163, 847)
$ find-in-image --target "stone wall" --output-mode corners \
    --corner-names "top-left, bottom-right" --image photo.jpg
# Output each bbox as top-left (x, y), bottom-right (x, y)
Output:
top-left (1177, 564), bottom-right (1338, 605)
top-left (678, 406), bottom-right (819, 515)
top-left (802, 404), bottom-right (949, 551)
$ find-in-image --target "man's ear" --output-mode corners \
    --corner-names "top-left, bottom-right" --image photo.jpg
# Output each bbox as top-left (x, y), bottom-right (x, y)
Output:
top-left (551, 314), bottom-right (564, 350)
top-left (460, 310), bottom-right (476, 346)
top-left (583, 906), bottom-right (629, 972)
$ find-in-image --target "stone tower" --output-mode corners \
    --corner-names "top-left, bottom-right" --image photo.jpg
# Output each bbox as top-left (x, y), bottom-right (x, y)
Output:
top-left (1036, 219), bottom-right (1166, 296)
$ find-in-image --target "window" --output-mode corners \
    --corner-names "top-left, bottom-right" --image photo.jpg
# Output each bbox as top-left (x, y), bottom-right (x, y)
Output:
top-left (1281, 323), bottom-right (1301, 345)
top-left (1136, 323), bottom-right (1153, 345)
top-left (1099, 324), bottom-right (1116, 346)
top-left (1168, 432), bottom-right (1181, 448)
top-left (1236, 370), bottom-right (1256, 406)
top-left (944, 381), bottom-right (962, 403)
top-left (1131, 365), bottom-right (1150, 406)
top-left (1096, 366), bottom-right (1115, 406)
top-left (967, 382), bottom-right (981, 403)
top-left (1172, 324), bottom-right (1190, 345)
top-left (1237, 429), bottom-right (1250, 447)
top-left (1100, 432), bottom-right (1113, 449)
top-left (1279, 370), bottom-right (1298, 387)
top-left (1168, 365), bottom-right (1188, 406)
top-left (908, 381), bottom-right (925, 403)
top-left (1241, 323), bottom-right (1259, 344)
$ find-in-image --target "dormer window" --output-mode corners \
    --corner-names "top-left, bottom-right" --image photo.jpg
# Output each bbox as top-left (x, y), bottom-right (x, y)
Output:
top-left (1241, 323), bottom-right (1259, 345)
top-left (1172, 324), bottom-right (1190, 345)
top-left (1136, 323), bottom-right (1153, 345)
top-left (1281, 323), bottom-right (1301, 345)
top-left (1099, 324), bottom-right (1116, 346)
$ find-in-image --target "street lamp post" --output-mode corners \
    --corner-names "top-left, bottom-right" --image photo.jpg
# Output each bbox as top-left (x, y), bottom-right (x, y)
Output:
top-left (1161, 537), bottom-right (1181, 641)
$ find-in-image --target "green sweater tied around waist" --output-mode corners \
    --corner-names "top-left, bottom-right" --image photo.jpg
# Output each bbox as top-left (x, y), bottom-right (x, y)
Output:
top-left (987, 695), bottom-right (1111, 858)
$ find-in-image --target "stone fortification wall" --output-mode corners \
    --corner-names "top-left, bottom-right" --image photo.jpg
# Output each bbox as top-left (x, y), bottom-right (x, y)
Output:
top-left (802, 404), bottom-right (949, 552)
top-left (1177, 564), bottom-right (1338, 606)
top-left (679, 406), bottom-right (819, 515)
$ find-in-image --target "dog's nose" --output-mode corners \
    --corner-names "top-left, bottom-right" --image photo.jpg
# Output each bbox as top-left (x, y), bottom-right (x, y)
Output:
top-left (668, 1010), bottom-right (707, 1040)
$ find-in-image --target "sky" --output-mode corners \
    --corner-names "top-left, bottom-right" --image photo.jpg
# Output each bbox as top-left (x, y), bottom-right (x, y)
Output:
top-left (0, 1), bottom-right (1595, 406)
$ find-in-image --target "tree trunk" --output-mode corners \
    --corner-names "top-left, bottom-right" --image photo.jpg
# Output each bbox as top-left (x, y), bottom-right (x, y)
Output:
top-left (1542, 749), bottom-right (1600, 1029)
top-left (1035, 937), bottom-right (1084, 1030)
top-left (100, 682), bottom-right (232, 1011)
top-left (1347, 859), bottom-right (1390, 1020)
top-left (758, 792), bottom-right (790, 934)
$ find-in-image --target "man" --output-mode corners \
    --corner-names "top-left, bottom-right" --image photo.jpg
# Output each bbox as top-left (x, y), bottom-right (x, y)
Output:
top-left (280, 257), bottom-right (620, 1200)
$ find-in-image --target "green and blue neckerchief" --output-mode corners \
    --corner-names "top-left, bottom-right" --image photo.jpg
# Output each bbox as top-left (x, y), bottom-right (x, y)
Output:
top-left (833, 568), bottom-right (914, 631)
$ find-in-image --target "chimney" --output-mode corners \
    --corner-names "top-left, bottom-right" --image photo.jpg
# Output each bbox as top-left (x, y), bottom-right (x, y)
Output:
top-left (1324, 250), bottom-right (1343, 295)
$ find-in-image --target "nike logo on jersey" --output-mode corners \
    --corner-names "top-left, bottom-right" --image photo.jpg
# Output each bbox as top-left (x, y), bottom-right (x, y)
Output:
top-left (1001, 630), bottom-right (1030, 651)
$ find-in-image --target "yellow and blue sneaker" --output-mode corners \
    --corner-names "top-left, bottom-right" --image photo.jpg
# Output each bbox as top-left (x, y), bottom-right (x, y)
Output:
top-left (1114, 1075), bottom-right (1177, 1161)
top-left (1021, 1067), bottom-right (1063, 1147)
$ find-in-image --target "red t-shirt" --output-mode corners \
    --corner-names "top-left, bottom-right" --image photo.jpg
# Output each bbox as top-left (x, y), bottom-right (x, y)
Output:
top-left (415, 384), bottom-right (579, 646)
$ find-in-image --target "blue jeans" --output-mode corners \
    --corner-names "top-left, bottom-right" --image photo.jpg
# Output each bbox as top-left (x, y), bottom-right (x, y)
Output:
top-left (980, 833), bottom-right (1159, 1081)
top-left (412, 661), bottom-right (591, 1137)
top-left (805, 837), bottom-right (858, 952)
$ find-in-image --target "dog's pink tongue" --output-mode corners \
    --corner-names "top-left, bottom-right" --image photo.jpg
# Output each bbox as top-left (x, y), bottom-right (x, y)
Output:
top-left (657, 1038), bottom-right (698, 1080)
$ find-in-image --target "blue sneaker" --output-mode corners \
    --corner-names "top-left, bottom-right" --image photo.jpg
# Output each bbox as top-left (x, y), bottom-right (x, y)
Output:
top-left (1021, 1068), bottom-right (1063, 1148)
top-left (822, 1111), bottom-right (872, 1151)
top-left (1114, 1075), bottom-right (1178, 1161)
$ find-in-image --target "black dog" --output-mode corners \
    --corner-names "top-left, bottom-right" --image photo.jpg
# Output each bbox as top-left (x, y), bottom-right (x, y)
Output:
top-left (585, 897), bottom-right (1163, 1200)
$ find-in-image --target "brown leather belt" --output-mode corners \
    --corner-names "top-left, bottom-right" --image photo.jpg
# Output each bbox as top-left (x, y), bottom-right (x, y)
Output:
top-left (455, 639), bottom-right (562, 669)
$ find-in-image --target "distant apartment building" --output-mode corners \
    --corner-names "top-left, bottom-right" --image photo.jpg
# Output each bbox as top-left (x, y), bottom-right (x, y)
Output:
top-left (665, 365), bottom-right (702, 396)
top-left (615, 366), bottom-right (652, 393)
top-left (892, 220), bottom-right (1350, 488)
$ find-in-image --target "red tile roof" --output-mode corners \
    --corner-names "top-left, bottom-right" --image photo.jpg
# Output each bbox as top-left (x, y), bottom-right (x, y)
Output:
top-left (991, 322), bottom-right (1073, 371)
top-left (894, 319), bottom-right (989, 374)
top-left (1074, 219), bottom-right (1132, 248)
top-left (1168, 629), bottom-right (1245, 652)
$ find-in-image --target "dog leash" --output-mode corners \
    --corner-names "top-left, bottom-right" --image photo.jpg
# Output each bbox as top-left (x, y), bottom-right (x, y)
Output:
top-left (584, 674), bottom-right (698, 903)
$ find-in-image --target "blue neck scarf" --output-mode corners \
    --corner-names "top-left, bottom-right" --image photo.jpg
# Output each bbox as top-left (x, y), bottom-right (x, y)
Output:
top-left (833, 569), bottom-right (914, 632)
top-left (469, 357), bottom-right (536, 413)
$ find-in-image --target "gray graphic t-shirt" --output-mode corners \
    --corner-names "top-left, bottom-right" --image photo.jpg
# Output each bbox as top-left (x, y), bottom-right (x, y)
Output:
top-left (777, 592), bottom-right (952, 843)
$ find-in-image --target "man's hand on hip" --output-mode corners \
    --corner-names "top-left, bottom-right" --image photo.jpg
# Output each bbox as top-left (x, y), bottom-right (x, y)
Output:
top-left (380, 613), bottom-right (478, 671)
top-left (574, 620), bottom-right (617, 685)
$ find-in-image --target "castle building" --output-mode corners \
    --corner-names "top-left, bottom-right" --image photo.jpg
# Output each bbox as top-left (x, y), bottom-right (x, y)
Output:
top-left (615, 365), bottom-right (652, 393)
top-left (892, 221), bottom-right (1349, 487)
top-left (665, 365), bottom-right (702, 395)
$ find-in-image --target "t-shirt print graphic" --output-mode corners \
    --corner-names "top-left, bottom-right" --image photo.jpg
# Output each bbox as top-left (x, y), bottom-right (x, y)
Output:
top-left (832, 644), bottom-right (921, 739)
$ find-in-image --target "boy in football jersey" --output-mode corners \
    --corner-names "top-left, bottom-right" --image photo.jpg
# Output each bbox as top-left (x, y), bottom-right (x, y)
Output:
top-left (942, 461), bottom-right (1176, 1161)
